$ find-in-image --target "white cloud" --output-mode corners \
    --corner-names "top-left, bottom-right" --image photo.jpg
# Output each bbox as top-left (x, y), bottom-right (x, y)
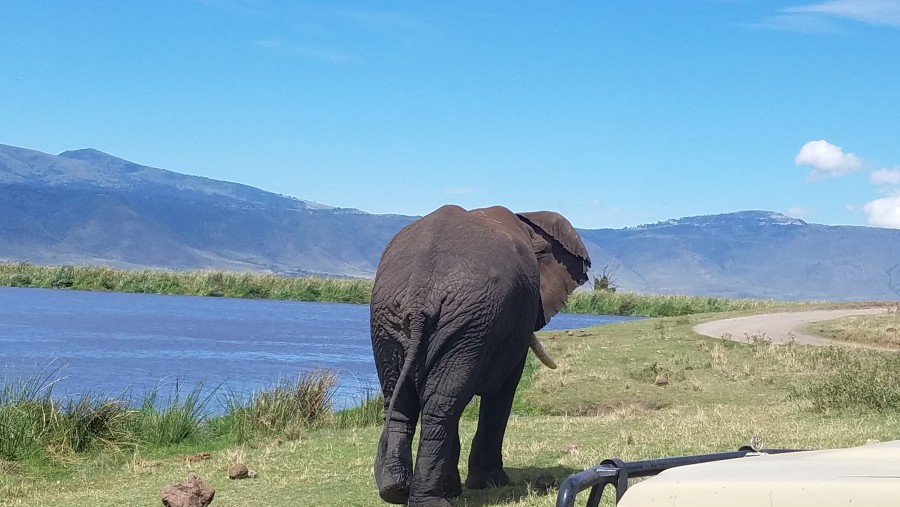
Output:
top-left (784, 0), bottom-right (900, 27)
top-left (795, 139), bottom-right (864, 180)
top-left (748, 14), bottom-right (840, 33)
top-left (864, 195), bottom-right (900, 228)
top-left (870, 167), bottom-right (900, 185)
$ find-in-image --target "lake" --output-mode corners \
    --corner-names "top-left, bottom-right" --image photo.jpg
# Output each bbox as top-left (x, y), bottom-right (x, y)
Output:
top-left (0, 286), bottom-right (638, 409)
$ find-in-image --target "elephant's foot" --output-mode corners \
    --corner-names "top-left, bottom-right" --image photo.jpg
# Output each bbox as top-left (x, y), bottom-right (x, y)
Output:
top-left (465, 466), bottom-right (510, 489)
top-left (377, 481), bottom-right (409, 505)
top-left (444, 470), bottom-right (463, 498)
top-left (374, 453), bottom-right (412, 504)
top-left (374, 432), bottom-right (413, 504)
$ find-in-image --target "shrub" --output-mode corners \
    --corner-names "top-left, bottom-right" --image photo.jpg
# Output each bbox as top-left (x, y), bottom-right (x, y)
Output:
top-left (227, 371), bottom-right (337, 438)
top-left (798, 352), bottom-right (900, 412)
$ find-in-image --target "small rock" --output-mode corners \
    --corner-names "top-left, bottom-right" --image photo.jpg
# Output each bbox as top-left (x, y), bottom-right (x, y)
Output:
top-left (160, 473), bottom-right (215, 507)
top-left (228, 463), bottom-right (250, 480)
top-left (654, 375), bottom-right (669, 386)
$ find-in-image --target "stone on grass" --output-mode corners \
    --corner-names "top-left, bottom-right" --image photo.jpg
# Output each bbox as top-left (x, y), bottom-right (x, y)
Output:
top-left (160, 473), bottom-right (215, 507)
top-left (228, 463), bottom-right (250, 480)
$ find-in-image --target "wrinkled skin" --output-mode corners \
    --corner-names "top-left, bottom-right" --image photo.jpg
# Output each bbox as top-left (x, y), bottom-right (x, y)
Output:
top-left (371, 205), bottom-right (591, 506)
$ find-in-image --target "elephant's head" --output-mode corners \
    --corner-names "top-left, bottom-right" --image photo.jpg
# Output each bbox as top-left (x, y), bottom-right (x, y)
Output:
top-left (516, 211), bottom-right (592, 329)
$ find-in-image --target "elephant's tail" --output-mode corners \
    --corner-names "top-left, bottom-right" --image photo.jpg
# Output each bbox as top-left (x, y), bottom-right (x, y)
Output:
top-left (384, 312), bottom-right (425, 427)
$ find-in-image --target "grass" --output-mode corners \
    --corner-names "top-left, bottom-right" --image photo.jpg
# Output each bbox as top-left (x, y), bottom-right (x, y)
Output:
top-left (223, 371), bottom-right (338, 439)
top-left (0, 262), bottom-right (372, 304)
top-left (800, 307), bottom-right (900, 348)
top-left (563, 290), bottom-right (799, 317)
top-left (3, 305), bottom-right (899, 506)
top-left (0, 368), bottom-right (351, 474)
top-left (0, 261), bottom-right (810, 317)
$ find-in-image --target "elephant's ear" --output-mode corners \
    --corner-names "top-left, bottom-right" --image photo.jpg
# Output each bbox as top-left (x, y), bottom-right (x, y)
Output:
top-left (517, 211), bottom-right (592, 330)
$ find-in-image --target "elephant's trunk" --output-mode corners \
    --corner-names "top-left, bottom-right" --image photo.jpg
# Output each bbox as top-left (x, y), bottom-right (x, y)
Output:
top-left (529, 334), bottom-right (557, 369)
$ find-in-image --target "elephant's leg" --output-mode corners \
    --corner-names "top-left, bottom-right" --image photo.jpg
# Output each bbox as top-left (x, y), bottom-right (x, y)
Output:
top-left (465, 356), bottom-right (526, 489)
top-left (407, 362), bottom-right (475, 507)
top-left (373, 340), bottom-right (420, 504)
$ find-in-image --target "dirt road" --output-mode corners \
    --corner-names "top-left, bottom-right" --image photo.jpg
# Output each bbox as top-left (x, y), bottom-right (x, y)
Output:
top-left (694, 307), bottom-right (887, 347)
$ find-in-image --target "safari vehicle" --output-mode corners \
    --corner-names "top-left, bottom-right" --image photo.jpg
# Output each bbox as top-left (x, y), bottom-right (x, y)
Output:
top-left (556, 439), bottom-right (900, 507)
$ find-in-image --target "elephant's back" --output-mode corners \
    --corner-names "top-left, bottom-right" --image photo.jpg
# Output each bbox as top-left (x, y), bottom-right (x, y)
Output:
top-left (376, 205), bottom-right (534, 287)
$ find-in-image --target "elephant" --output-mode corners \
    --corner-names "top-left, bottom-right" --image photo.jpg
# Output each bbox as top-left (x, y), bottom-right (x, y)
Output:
top-left (370, 204), bottom-right (591, 506)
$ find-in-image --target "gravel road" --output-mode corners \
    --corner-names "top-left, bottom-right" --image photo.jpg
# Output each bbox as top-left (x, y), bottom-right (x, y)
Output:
top-left (694, 308), bottom-right (888, 348)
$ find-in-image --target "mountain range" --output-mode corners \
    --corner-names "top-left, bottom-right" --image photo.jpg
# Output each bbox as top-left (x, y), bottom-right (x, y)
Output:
top-left (2, 143), bottom-right (899, 301)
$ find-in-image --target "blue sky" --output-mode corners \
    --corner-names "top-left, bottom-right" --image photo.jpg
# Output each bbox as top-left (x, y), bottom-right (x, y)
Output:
top-left (2, 1), bottom-right (900, 229)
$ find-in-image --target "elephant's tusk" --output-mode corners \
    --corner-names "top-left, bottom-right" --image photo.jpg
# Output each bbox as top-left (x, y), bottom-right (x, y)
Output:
top-left (529, 334), bottom-right (557, 369)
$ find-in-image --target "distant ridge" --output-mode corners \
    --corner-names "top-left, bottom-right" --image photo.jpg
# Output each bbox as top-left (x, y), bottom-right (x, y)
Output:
top-left (579, 211), bottom-right (900, 301)
top-left (2, 143), bottom-right (900, 301)
top-left (0, 144), bottom-right (412, 277)
top-left (635, 210), bottom-right (807, 229)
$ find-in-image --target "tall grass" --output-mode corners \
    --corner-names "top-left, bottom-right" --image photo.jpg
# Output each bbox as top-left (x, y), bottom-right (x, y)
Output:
top-left (0, 262), bottom-right (373, 304)
top-left (53, 395), bottom-right (132, 454)
top-left (0, 364), bottom-right (132, 460)
top-left (564, 290), bottom-right (788, 317)
top-left (224, 371), bottom-right (338, 439)
top-left (332, 390), bottom-right (385, 429)
top-left (0, 366), bottom-right (357, 464)
top-left (129, 382), bottom-right (212, 447)
top-left (0, 261), bottom-right (795, 317)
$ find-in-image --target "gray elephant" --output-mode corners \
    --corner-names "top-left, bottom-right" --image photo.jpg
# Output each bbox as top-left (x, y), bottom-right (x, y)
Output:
top-left (370, 204), bottom-right (591, 506)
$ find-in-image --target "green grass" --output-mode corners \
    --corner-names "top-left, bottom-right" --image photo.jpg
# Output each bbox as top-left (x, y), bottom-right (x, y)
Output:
top-left (563, 290), bottom-right (799, 317)
top-left (800, 309), bottom-right (900, 348)
top-left (0, 262), bottom-right (373, 304)
top-left (3, 306), bottom-right (899, 506)
top-left (0, 368), bottom-right (353, 473)
top-left (223, 371), bottom-right (338, 439)
top-left (0, 261), bottom-right (808, 317)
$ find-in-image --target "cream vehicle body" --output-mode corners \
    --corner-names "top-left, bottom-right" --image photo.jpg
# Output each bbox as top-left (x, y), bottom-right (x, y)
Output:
top-left (619, 440), bottom-right (900, 507)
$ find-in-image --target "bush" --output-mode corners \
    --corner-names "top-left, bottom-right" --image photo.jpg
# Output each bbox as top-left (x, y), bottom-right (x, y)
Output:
top-left (226, 371), bottom-right (337, 439)
top-left (797, 352), bottom-right (900, 412)
top-left (130, 382), bottom-right (212, 446)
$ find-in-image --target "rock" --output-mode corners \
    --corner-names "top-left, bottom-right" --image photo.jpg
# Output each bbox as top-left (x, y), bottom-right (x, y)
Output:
top-left (654, 375), bottom-right (669, 386)
top-left (160, 473), bottom-right (215, 507)
top-left (227, 463), bottom-right (250, 480)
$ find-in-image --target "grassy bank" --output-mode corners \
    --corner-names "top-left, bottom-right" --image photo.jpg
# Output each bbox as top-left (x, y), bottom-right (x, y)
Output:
top-left (800, 308), bottom-right (900, 348)
top-left (0, 262), bottom-right (372, 304)
top-left (3, 309), bottom-right (899, 506)
top-left (0, 262), bottom-right (801, 317)
top-left (563, 290), bottom-right (794, 317)
top-left (0, 367), bottom-right (384, 470)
